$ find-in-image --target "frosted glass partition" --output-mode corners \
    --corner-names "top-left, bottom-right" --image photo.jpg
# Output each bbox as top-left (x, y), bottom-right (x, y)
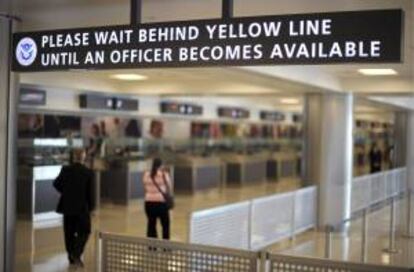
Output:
top-left (190, 168), bottom-right (407, 251)
top-left (189, 201), bottom-right (251, 250)
top-left (190, 186), bottom-right (317, 250)
top-left (250, 191), bottom-right (295, 250)
top-left (351, 168), bottom-right (407, 215)
top-left (294, 186), bottom-right (318, 234)
top-left (351, 175), bottom-right (371, 213)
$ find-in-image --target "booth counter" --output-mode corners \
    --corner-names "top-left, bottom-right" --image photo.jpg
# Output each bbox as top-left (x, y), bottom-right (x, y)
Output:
top-left (222, 153), bottom-right (268, 185)
top-left (101, 158), bottom-right (150, 205)
top-left (173, 156), bottom-right (222, 193)
top-left (17, 163), bottom-right (103, 223)
top-left (266, 152), bottom-right (301, 180)
top-left (17, 165), bottom-right (63, 222)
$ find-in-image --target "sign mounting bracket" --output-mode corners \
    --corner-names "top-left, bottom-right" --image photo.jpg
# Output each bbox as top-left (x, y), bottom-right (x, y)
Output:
top-left (222, 0), bottom-right (234, 19)
top-left (130, 0), bottom-right (142, 25)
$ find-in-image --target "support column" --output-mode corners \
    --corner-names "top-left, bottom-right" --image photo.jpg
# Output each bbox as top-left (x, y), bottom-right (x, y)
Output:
top-left (394, 112), bottom-right (407, 168)
top-left (406, 111), bottom-right (414, 191)
top-left (304, 93), bottom-right (353, 229)
top-left (0, 10), bottom-right (19, 272)
top-left (405, 111), bottom-right (414, 236)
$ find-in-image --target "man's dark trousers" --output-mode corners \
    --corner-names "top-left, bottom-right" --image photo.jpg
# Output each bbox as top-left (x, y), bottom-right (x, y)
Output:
top-left (63, 214), bottom-right (91, 260)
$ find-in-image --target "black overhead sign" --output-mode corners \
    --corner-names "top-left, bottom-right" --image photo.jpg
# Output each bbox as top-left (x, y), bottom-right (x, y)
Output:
top-left (19, 88), bottom-right (47, 106)
top-left (113, 97), bottom-right (139, 111)
top-left (80, 94), bottom-right (114, 110)
top-left (12, 9), bottom-right (403, 72)
top-left (160, 102), bottom-right (203, 116)
top-left (260, 111), bottom-right (285, 121)
top-left (79, 94), bottom-right (139, 111)
top-left (218, 107), bottom-right (250, 119)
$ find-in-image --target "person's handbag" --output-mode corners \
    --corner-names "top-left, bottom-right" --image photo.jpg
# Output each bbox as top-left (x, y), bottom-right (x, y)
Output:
top-left (151, 172), bottom-right (175, 210)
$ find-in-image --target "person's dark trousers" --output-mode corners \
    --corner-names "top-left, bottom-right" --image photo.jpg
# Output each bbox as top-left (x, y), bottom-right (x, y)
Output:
top-left (370, 166), bottom-right (381, 174)
top-left (144, 202), bottom-right (170, 240)
top-left (63, 214), bottom-right (91, 262)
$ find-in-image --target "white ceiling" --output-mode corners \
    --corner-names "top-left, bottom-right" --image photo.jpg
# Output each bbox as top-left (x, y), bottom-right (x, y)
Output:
top-left (21, 69), bottom-right (306, 111)
top-left (369, 95), bottom-right (414, 110)
top-left (7, 0), bottom-right (414, 109)
top-left (21, 68), bottom-right (310, 96)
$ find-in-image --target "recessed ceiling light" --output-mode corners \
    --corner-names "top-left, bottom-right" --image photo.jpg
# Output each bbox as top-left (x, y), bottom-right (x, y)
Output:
top-left (358, 69), bottom-right (397, 76)
top-left (280, 98), bottom-right (299, 104)
top-left (110, 74), bottom-right (148, 81)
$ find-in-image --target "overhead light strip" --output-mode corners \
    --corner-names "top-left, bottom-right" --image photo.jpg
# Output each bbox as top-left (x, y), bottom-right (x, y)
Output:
top-left (358, 69), bottom-right (397, 76)
top-left (110, 74), bottom-right (148, 81)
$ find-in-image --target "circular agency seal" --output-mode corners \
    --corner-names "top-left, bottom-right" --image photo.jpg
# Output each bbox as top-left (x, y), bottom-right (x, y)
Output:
top-left (16, 37), bottom-right (38, 66)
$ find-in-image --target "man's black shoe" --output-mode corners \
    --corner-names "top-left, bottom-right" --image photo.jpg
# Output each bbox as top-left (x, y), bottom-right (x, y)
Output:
top-left (73, 258), bottom-right (84, 268)
top-left (68, 254), bottom-right (75, 264)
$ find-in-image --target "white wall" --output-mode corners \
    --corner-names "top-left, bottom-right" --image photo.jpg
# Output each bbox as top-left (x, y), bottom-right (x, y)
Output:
top-left (19, 85), bottom-right (301, 123)
top-left (354, 112), bottom-right (395, 124)
top-left (163, 120), bottom-right (191, 140)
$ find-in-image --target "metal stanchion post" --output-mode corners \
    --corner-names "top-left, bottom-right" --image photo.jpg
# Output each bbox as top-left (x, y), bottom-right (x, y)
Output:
top-left (259, 251), bottom-right (268, 272)
top-left (291, 193), bottom-right (297, 243)
top-left (383, 197), bottom-right (400, 254)
top-left (95, 231), bottom-right (102, 272)
top-left (361, 208), bottom-right (368, 263)
top-left (324, 225), bottom-right (333, 259)
top-left (247, 201), bottom-right (253, 250)
top-left (95, 170), bottom-right (101, 210)
top-left (403, 190), bottom-right (414, 238)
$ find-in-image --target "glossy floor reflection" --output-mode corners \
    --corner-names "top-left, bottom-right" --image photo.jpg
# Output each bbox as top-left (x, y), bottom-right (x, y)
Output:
top-left (15, 179), bottom-right (300, 272)
top-left (269, 197), bottom-right (414, 268)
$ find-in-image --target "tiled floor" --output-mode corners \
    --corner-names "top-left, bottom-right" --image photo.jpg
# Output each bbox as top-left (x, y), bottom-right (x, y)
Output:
top-left (14, 180), bottom-right (414, 271)
top-left (15, 179), bottom-right (300, 272)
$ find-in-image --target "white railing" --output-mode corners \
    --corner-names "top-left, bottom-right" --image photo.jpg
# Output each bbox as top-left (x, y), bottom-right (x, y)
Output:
top-left (189, 201), bottom-right (251, 250)
top-left (251, 186), bottom-right (317, 250)
top-left (189, 186), bottom-right (317, 250)
top-left (351, 168), bottom-right (407, 215)
top-left (294, 186), bottom-right (318, 234)
top-left (190, 168), bottom-right (407, 251)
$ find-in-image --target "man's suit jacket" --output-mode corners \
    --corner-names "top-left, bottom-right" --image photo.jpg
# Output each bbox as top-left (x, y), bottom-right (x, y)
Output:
top-left (54, 163), bottom-right (95, 215)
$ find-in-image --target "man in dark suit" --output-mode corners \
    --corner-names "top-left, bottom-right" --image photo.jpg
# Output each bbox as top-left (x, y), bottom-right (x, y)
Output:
top-left (54, 149), bottom-right (95, 267)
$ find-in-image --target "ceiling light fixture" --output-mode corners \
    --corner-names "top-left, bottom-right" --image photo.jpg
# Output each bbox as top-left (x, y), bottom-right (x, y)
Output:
top-left (280, 98), bottom-right (299, 105)
top-left (358, 69), bottom-right (397, 76)
top-left (110, 74), bottom-right (148, 81)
